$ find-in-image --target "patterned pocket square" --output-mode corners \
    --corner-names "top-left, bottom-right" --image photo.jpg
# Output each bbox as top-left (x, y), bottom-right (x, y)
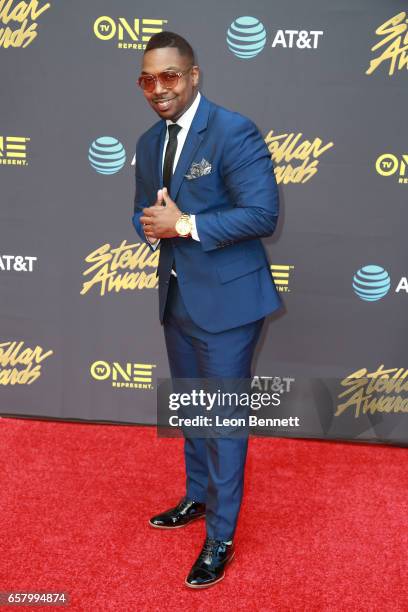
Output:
top-left (185, 158), bottom-right (212, 180)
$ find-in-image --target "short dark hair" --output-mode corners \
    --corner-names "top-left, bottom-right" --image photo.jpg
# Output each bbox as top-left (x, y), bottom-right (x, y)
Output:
top-left (144, 31), bottom-right (195, 64)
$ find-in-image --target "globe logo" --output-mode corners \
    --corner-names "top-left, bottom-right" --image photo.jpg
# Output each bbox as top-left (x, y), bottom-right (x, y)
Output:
top-left (352, 265), bottom-right (391, 302)
top-left (226, 16), bottom-right (267, 59)
top-left (88, 136), bottom-right (126, 175)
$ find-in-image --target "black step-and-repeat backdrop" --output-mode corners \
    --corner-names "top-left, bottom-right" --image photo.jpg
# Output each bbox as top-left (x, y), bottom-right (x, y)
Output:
top-left (1, 1), bottom-right (408, 445)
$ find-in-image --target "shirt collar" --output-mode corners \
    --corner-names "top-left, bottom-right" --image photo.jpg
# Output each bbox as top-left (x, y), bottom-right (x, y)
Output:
top-left (166, 91), bottom-right (201, 131)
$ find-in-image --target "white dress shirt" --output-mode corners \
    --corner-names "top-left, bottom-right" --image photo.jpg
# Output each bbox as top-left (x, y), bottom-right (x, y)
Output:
top-left (162, 90), bottom-right (201, 176)
top-left (146, 91), bottom-right (202, 252)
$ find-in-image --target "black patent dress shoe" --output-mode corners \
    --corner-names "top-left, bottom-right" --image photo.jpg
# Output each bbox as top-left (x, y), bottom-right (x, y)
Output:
top-left (185, 537), bottom-right (235, 588)
top-left (149, 497), bottom-right (206, 529)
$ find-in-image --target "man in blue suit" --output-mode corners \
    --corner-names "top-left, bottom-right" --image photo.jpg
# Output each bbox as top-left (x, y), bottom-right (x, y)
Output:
top-left (132, 31), bottom-right (281, 588)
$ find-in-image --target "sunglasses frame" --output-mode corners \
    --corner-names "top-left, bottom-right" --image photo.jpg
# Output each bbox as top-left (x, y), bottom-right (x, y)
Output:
top-left (138, 67), bottom-right (193, 92)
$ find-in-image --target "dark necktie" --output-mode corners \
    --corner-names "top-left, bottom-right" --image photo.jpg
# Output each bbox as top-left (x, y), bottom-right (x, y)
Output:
top-left (162, 123), bottom-right (181, 192)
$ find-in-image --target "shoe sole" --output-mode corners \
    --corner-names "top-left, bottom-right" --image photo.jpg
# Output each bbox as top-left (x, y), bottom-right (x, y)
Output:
top-left (184, 552), bottom-right (235, 589)
top-left (148, 514), bottom-right (206, 529)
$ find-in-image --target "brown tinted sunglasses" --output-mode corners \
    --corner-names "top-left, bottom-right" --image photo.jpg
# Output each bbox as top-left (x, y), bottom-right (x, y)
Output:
top-left (138, 67), bottom-right (192, 92)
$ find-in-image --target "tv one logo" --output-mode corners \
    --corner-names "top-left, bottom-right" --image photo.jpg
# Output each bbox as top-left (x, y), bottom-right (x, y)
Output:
top-left (0, 136), bottom-right (30, 166)
top-left (93, 16), bottom-right (167, 49)
top-left (226, 16), bottom-right (323, 59)
top-left (376, 154), bottom-right (408, 185)
top-left (353, 265), bottom-right (408, 302)
top-left (270, 264), bottom-right (294, 292)
top-left (90, 360), bottom-right (156, 389)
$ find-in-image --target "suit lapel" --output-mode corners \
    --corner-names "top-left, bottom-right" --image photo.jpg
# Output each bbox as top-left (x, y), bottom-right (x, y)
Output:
top-left (148, 95), bottom-right (211, 201)
top-left (170, 95), bottom-right (211, 202)
top-left (152, 122), bottom-right (166, 194)
top-left (170, 131), bottom-right (203, 201)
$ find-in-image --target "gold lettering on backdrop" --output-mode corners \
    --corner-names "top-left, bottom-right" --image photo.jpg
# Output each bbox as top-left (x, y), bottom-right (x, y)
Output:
top-left (0, 0), bottom-right (50, 48)
top-left (264, 131), bottom-right (334, 184)
top-left (0, 341), bottom-right (53, 385)
top-left (366, 12), bottom-right (408, 76)
top-left (335, 365), bottom-right (408, 418)
top-left (81, 240), bottom-right (159, 296)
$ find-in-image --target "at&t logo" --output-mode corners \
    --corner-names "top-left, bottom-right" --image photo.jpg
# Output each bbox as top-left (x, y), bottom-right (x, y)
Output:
top-left (227, 16), bottom-right (266, 59)
top-left (88, 137), bottom-right (126, 175)
top-left (0, 255), bottom-right (37, 271)
top-left (353, 265), bottom-right (408, 302)
top-left (226, 15), bottom-right (323, 59)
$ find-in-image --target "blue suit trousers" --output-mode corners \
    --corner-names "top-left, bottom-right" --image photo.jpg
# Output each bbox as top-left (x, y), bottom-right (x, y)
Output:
top-left (163, 275), bottom-right (264, 541)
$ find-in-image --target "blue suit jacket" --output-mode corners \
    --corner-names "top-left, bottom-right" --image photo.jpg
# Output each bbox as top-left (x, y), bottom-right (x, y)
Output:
top-left (132, 94), bottom-right (282, 333)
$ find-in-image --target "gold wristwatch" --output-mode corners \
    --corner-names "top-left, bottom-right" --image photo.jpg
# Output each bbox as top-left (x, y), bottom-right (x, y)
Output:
top-left (175, 213), bottom-right (192, 237)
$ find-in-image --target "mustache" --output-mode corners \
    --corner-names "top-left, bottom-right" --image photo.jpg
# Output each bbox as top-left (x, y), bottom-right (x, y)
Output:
top-left (153, 95), bottom-right (176, 102)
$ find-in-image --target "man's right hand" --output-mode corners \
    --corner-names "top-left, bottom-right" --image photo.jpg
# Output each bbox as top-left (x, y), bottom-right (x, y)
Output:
top-left (154, 189), bottom-right (164, 207)
top-left (144, 189), bottom-right (164, 244)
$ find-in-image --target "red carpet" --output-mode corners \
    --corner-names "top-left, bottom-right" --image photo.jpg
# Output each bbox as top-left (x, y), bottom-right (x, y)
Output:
top-left (0, 417), bottom-right (407, 611)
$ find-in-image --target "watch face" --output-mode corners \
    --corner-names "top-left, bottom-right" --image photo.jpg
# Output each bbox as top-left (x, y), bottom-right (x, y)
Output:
top-left (176, 217), bottom-right (191, 236)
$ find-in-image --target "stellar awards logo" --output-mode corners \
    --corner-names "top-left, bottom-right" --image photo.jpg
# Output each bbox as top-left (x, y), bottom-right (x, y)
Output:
top-left (0, 0), bottom-right (50, 48)
top-left (336, 365), bottom-right (408, 419)
top-left (265, 130), bottom-right (334, 184)
top-left (81, 240), bottom-right (158, 296)
top-left (0, 340), bottom-right (53, 385)
top-left (366, 12), bottom-right (408, 76)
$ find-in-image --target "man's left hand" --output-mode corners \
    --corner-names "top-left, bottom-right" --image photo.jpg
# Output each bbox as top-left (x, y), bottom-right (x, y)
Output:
top-left (141, 187), bottom-right (182, 239)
